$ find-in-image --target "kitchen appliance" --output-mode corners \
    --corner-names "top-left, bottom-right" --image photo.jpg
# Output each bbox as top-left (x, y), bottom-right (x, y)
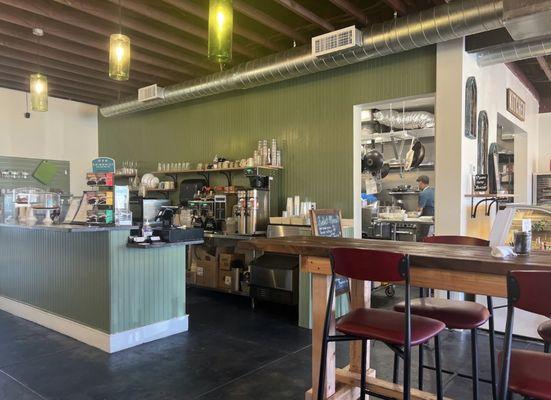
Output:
top-left (249, 253), bottom-right (299, 306)
top-left (246, 189), bottom-right (269, 235)
top-left (236, 190), bottom-right (247, 235)
top-left (188, 193), bottom-right (237, 232)
top-left (179, 178), bottom-right (207, 206)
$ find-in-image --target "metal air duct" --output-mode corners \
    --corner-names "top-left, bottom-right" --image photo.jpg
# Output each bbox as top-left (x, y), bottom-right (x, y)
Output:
top-left (100, 0), bottom-right (504, 117)
top-left (476, 36), bottom-right (551, 66)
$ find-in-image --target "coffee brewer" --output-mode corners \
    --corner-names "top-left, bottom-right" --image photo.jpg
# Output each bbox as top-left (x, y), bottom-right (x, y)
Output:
top-left (234, 168), bottom-right (272, 235)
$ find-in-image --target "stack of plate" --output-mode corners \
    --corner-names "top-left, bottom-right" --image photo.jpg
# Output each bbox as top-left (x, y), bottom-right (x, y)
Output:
top-left (141, 173), bottom-right (160, 189)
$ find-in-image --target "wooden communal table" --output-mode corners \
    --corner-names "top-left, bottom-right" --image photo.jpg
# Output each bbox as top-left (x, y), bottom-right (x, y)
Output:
top-left (240, 236), bottom-right (551, 400)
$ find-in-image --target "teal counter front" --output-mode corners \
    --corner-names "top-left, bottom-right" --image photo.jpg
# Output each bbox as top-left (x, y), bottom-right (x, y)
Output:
top-left (0, 224), bottom-right (197, 352)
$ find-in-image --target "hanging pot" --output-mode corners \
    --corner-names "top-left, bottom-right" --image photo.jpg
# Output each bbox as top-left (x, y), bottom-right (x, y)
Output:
top-left (411, 140), bottom-right (426, 169)
top-left (404, 138), bottom-right (415, 171)
top-left (364, 149), bottom-right (384, 173)
top-left (380, 163), bottom-right (390, 179)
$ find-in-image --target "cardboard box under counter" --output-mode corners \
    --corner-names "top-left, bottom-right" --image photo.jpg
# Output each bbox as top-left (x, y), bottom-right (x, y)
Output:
top-left (195, 261), bottom-right (217, 288)
top-left (219, 253), bottom-right (244, 271)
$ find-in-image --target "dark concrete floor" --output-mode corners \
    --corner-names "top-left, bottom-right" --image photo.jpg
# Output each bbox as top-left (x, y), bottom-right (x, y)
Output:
top-left (0, 286), bottom-right (544, 399)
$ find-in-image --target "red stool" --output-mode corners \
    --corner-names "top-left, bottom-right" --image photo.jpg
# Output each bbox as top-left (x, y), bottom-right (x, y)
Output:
top-left (499, 271), bottom-right (551, 400)
top-left (394, 236), bottom-right (497, 400)
top-left (317, 248), bottom-right (445, 400)
top-left (538, 320), bottom-right (551, 353)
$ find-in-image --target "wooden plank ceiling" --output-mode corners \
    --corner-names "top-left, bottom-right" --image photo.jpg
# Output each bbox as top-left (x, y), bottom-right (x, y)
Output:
top-left (0, 0), bottom-right (442, 106)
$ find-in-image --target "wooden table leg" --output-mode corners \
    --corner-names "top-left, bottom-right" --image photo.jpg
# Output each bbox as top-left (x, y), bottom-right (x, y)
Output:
top-left (311, 273), bottom-right (336, 399)
top-left (349, 279), bottom-right (371, 373)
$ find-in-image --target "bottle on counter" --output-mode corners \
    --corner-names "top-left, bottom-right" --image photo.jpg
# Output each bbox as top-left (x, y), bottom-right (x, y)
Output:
top-left (271, 139), bottom-right (277, 165)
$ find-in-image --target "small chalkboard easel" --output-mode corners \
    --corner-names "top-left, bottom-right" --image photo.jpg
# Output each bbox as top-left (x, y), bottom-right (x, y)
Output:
top-left (310, 209), bottom-right (343, 238)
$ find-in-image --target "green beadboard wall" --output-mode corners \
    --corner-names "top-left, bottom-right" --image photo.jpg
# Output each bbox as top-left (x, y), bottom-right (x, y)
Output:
top-left (99, 47), bottom-right (436, 217)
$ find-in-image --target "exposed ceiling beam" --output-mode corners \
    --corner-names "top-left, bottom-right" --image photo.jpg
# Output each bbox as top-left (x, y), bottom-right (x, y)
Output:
top-left (0, 56), bottom-right (135, 95)
top-left (0, 0), bottom-right (216, 73)
top-left (274, 0), bottom-right (335, 32)
top-left (109, 0), bottom-right (256, 59)
top-left (0, 5), bottom-right (202, 78)
top-left (233, 0), bottom-right (308, 44)
top-left (328, 0), bottom-right (369, 25)
top-left (0, 46), bottom-right (142, 90)
top-left (162, 0), bottom-right (285, 52)
top-left (537, 56), bottom-right (551, 82)
top-left (0, 70), bottom-right (114, 102)
top-left (0, 64), bottom-right (126, 98)
top-left (0, 22), bottom-right (191, 83)
top-left (383, 0), bottom-right (409, 15)
top-left (50, 0), bottom-right (213, 62)
top-left (506, 62), bottom-right (540, 102)
top-left (0, 33), bottom-right (169, 86)
top-left (0, 79), bottom-right (108, 105)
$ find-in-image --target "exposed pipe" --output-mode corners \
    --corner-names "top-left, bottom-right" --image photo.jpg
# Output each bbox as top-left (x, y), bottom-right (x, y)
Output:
top-left (100, 0), bottom-right (504, 117)
top-left (476, 36), bottom-right (551, 66)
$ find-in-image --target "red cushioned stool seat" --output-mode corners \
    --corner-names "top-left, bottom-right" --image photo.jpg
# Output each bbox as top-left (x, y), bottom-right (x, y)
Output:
top-left (394, 298), bottom-right (491, 330)
top-left (499, 349), bottom-right (551, 400)
top-left (538, 320), bottom-right (551, 343)
top-left (336, 308), bottom-right (445, 346)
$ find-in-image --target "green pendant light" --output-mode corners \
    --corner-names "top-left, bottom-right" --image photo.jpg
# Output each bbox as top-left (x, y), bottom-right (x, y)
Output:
top-left (30, 28), bottom-right (47, 112)
top-left (109, 0), bottom-right (131, 81)
top-left (30, 73), bottom-right (48, 112)
top-left (208, 0), bottom-right (233, 63)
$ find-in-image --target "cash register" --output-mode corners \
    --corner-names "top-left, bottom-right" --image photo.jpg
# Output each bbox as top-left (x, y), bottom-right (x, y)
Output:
top-left (153, 206), bottom-right (204, 243)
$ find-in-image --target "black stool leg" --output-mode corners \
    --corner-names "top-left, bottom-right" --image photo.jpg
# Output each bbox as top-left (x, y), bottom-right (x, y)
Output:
top-left (418, 344), bottom-right (424, 390)
top-left (471, 328), bottom-right (479, 400)
top-left (361, 339), bottom-right (367, 400)
top-left (435, 335), bottom-right (443, 400)
top-left (545, 342), bottom-right (550, 354)
top-left (487, 296), bottom-right (497, 400)
top-left (317, 333), bottom-right (328, 400)
top-left (393, 352), bottom-right (399, 383)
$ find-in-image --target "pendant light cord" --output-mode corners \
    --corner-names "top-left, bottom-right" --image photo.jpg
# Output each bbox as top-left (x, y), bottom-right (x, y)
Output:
top-left (118, 0), bottom-right (122, 34)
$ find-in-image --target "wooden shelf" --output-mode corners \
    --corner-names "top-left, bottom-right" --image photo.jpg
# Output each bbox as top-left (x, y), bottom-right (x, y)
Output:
top-left (114, 174), bottom-right (137, 178)
top-left (150, 166), bottom-right (283, 175)
top-left (146, 188), bottom-right (176, 193)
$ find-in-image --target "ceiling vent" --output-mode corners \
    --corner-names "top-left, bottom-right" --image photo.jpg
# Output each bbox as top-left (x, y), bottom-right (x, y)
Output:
top-left (311, 26), bottom-right (362, 57)
top-left (138, 84), bottom-right (164, 102)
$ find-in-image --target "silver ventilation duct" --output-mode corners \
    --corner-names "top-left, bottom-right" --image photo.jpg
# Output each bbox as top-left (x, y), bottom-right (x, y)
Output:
top-left (100, 0), bottom-right (504, 117)
top-left (476, 36), bottom-right (551, 66)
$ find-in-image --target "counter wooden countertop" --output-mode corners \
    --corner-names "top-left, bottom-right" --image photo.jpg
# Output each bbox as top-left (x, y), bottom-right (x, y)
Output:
top-left (239, 236), bottom-right (551, 276)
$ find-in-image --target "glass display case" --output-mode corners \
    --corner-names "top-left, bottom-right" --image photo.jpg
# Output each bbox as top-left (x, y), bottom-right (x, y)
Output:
top-left (5, 188), bottom-right (61, 225)
top-left (490, 204), bottom-right (551, 251)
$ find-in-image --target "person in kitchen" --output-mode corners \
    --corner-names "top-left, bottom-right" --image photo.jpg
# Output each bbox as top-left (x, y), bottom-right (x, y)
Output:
top-left (416, 175), bottom-right (434, 240)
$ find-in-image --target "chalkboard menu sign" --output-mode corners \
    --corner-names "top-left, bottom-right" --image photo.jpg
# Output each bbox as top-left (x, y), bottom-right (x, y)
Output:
top-left (474, 174), bottom-right (488, 192)
top-left (310, 209), bottom-right (342, 238)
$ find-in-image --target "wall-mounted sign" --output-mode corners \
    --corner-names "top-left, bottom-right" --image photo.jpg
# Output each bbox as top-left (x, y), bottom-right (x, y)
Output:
top-left (92, 157), bottom-right (115, 173)
top-left (474, 174), bottom-right (488, 192)
top-left (506, 88), bottom-right (525, 121)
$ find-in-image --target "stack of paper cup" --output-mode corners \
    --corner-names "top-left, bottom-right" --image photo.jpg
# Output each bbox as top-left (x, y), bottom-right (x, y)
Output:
top-left (293, 195), bottom-right (300, 216)
top-left (286, 197), bottom-right (294, 216)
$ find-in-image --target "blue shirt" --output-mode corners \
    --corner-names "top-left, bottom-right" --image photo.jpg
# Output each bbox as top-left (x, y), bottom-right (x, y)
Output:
top-left (418, 187), bottom-right (435, 216)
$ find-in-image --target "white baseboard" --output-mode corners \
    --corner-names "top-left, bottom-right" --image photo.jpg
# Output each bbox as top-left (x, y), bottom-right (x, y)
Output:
top-left (0, 296), bottom-right (188, 353)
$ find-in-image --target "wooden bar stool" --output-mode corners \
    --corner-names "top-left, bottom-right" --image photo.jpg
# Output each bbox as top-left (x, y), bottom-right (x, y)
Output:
top-left (394, 236), bottom-right (497, 400)
top-left (317, 248), bottom-right (445, 400)
top-left (499, 270), bottom-right (551, 400)
top-left (538, 320), bottom-right (551, 353)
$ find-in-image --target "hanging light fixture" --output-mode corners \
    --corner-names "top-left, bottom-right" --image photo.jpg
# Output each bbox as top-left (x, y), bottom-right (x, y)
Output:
top-left (109, 0), bottom-right (130, 80)
top-left (208, 0), bottom-right (233, 63)
top-left (30, 28), bottom-right (47, 112)
top-left (30, 73), bottom-right (48, 112)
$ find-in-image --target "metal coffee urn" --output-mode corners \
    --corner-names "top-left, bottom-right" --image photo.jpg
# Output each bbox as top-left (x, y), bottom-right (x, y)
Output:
top-left (236, 190), bottom-right (248, 235)
top-left (246, 189), bottom-right (269, 235)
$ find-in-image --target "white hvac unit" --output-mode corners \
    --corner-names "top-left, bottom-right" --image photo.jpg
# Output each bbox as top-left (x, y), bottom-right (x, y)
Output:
top-left (311, 26), bottom-right (362, 57)
top-left (138, 84), bottom-right (165, 102)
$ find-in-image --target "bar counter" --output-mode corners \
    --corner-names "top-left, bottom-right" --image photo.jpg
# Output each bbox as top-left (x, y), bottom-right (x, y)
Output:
top-left (0, 223), bottom-right (197, 353)
top-left (241, 236), bottom-right (551, 400)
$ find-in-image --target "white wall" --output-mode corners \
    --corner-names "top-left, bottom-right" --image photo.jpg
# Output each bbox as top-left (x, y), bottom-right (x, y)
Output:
top-left (435, 39), bottom-right (540, 238)
top-left (0, 87), bottom-right (98, 194)
top-left (538, 113), bottom-right (551, 172)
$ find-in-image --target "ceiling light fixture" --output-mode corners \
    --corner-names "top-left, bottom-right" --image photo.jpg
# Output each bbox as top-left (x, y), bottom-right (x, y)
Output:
top-left (30, 28), bottom-right (47, 112)
top-left (109, 0), bottom-right (131, 81)
top-left (208, 0), bottom-right (233, 64)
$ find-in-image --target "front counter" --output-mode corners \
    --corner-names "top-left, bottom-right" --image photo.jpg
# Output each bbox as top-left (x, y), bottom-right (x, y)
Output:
top-left (0, 223), bottom-right (198, 353)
